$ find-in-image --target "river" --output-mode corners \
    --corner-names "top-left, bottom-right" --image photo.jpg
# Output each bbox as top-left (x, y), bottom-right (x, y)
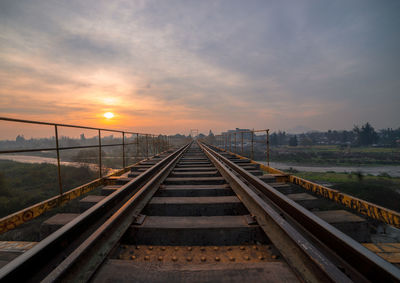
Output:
top-left (0, 154), bottom-right (105, 172)
top-left (0, 154), bottom-right (399, 177)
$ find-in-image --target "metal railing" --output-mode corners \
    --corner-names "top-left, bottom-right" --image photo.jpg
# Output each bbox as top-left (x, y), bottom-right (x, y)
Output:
top-left (0, 117), bottom-right (170, 196)
top-left (213, 129), bottom-right (270, 165)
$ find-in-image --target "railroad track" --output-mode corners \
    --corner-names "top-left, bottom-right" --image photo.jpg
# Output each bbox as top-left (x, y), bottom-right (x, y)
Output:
top-left (0, 141), bottom-right (399, 282)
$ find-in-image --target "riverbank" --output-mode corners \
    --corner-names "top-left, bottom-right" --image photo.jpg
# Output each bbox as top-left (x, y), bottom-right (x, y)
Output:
top-left (0, 154), bottom-right (115, 173)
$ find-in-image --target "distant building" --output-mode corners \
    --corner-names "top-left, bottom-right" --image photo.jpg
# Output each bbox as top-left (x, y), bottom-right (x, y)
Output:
top-left (221, 128), bottom-right (253, 140)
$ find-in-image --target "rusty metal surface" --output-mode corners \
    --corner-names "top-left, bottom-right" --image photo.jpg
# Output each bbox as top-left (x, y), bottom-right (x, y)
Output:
top-left (92, 260), bottom-right (300, 283)
top-left (200, 142), bottom-right (352, 283)
top-left (202, 142), bottom-right (400, 282)
top-left (0, 151), bottom-right (173, 235)
top-left (0, 143), bottom-right (190, 282)
top-left (363, 243), bottom-right (400, 264)
top-left (40, 142), bottom-right (191, 282)
top-left (290, 175), bottom-right (400, 228)
top-left (0, 116), bottom-right (173, 234)
top-left (0, 241), bottom-right (37, 252)
top-left (212, 144), bottom-right (400, 229)
top-left (0, 117), bottom-right (148, 135)
top-left (116, 245), bottom-right (280, 264)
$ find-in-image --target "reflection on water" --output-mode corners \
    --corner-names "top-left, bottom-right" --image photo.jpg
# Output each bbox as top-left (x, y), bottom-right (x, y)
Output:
top-left (259, 161), bottom-right (400, 177)
top-left (0, 154), bottom-right (102, 172)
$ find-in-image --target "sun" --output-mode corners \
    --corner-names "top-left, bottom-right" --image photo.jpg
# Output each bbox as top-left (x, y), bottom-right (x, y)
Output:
top-left (103, 112), bottom-right (114, 119)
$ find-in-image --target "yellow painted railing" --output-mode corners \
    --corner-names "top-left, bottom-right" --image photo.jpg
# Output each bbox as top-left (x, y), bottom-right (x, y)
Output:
top-left (213, 145), bottom-right (400, 229)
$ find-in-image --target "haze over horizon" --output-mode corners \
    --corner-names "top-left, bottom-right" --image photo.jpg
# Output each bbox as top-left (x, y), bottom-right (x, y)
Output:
top-left (1, 0), bottom-right (399, 136)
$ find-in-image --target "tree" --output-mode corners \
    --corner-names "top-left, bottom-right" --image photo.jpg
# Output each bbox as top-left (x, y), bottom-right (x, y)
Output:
top-left (289, 135), bottom-right (298, 146)
top-left (353, 122), bottom-right (379, 146)
top-left (379, 128), bottom-right (400, 146)
top-left (270, 133), bottom-right (278, 146)
top-left (16, 135), bottom-right (25, 143)
top-left (277, 131), bottom-right (287, 145)
top-left (299, 134), bottom-right (313, 146)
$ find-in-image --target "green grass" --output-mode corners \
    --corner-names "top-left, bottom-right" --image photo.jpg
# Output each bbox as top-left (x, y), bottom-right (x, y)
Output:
top-left (283, 145), bottom-right (400, 152)
top-left (0, 160), bottom-right (98, 217)
top-left (270, 145), bottom-right (400, 165)
top-left (295, 171), bottom-right (400, 212)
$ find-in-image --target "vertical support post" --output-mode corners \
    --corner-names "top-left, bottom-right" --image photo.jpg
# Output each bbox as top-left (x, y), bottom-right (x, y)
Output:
top-left (98, 129), bottom-right (102, 178)
top-left (229, 134), bottom-right (232, 152)
top-left (266, 129), bottom-right (270, 167)
top-left (146, 134), bottom-right (149, 158)
top-left (153, 135), bottom-right (156, 155)
top-left (136, 133), bottom-right (139, 161)
top-left (54, 125), bottom-right (63, 195)
top-left (241, 132), bottom-right (244, 155)
top-left (225, 134), bottom-right (227, 151)
top-left (122, 132), bottom-right (125, 168)
top-left (234, 132), bottom-right (237, 153)
top-left (251, 130), bottom-right (254, 160)
top-left (156, 135), bottom-right (158, 154)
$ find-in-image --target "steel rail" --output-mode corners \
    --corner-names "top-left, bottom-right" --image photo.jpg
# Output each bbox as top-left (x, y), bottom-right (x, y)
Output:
top-left (199, 142), bottom-right (351, 282)
top-left (42, 141), bottom-right (192, 282)
top-left (210, 143), bottom-right (400, 228)
top-left (201, 142), bottom-right (400, 282)
top-left (0, 142), bottom-right (191, 282)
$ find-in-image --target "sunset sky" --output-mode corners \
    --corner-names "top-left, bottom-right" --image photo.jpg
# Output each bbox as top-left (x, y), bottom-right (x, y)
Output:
top-left (1, 0), bottom-right (399, 136)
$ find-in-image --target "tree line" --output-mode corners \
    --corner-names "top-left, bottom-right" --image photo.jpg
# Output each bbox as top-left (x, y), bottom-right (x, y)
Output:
top-left (271, 123), bottom-right (399, 147)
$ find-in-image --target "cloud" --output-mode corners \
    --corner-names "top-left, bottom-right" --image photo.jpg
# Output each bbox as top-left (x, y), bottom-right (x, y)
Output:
top-left (0, 0), bottom-right (399, 134)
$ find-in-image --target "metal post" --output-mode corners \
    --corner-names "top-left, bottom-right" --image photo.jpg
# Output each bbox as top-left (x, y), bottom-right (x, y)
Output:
top-left (146, 134), bottom-right (149, 158)
top-left (224, 134), bottom-right (226, 150)
top-left (241, 132), bottom-right (244, 155)
top-left (266, 129), bottom-right (270, 167)
top-left (251, 130), bottom-right (254, 160)
top-left (122, 132), bottom-right (125, 168)
top-left (136, 133), bottom-right (139, 161)
top-left (234, 132), bottom-right (237, 153)
top-left (152, 135), bottom-right (156, 155)
top-left (54, 125), bottom-right (63, 195)
top-left (229, 134), bottom-right (231, 152)
top-left (98, 129), bottom-right (102, 178)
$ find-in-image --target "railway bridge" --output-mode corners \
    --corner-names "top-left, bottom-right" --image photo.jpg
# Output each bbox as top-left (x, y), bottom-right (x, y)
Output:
top-left (0, 118), bottom-right (399, 282)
